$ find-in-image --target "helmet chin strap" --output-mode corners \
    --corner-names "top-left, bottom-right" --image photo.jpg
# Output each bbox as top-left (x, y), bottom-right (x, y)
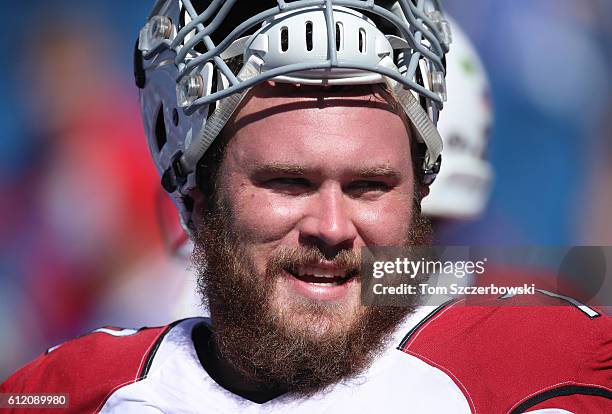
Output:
top-left (384, 76), bottom-right (442, 177)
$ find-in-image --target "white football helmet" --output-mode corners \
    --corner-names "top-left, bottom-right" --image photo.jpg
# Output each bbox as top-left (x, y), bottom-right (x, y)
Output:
top-left (421, 18), bottom-right (493, 219)
top-left (135, 0), bottom-right (452, 234)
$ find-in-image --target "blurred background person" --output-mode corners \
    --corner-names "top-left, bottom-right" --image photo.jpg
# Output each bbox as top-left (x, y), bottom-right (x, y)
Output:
top-left (0, 9), bottom-right (185, 378)
top-left (422, 16), bottom-right (494, 241)
top-left (444, 0), bottom-right (612, 244)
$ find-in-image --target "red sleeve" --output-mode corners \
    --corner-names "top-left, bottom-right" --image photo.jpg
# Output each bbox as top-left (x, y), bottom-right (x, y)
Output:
top-left (0, 325), bottom-right (171, 413)
top-left (398, 293), bottom-right (612, 413)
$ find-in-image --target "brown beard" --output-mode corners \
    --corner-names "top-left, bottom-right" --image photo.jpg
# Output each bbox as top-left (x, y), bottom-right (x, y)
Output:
top-left (192, 195), bottom-right (432, 397)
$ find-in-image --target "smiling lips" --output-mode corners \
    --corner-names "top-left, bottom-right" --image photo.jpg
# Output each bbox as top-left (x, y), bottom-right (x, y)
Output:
top-left (282, 263), bottom-right (359, 301)
top-left (286, 264), bottom-right (357, 286)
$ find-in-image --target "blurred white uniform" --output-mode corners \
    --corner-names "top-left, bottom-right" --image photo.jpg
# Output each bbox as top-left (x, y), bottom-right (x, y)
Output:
top-left (421, 18), bottom-right (493, 220)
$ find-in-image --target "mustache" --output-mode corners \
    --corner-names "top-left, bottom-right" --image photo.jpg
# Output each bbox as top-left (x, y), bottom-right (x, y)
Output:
top-left (267, 246), bottom-right (362, 277)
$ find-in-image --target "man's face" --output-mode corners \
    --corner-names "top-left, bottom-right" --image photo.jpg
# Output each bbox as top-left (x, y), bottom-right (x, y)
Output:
top-left (193, 83), bottom-right (429, 393)
top-left (216, 84), bottom-right (414, 329)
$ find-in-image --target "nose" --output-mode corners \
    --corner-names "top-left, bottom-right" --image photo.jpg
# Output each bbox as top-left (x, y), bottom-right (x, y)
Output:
top-left (298, 182), bottom-right (357, 256)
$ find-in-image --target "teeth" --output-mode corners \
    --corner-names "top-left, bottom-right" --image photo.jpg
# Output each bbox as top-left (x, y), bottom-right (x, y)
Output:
top-left (297, 265), bottom-right (347, 279)
top-left (310, 281), bottom-right (342, 286)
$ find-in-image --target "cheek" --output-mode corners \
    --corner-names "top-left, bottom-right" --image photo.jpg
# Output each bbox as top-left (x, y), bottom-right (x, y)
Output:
top-left (350, 195), bottom-right (414, 246)
top-left (229, 184), bottom-right (304, 243)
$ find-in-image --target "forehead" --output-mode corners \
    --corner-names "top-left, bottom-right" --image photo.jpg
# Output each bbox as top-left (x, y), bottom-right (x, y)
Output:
top-left (221, 82), bottom-right (413, 172)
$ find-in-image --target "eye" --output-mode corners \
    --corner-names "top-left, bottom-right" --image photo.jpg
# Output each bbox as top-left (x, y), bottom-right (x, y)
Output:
top-left (346, 181), bottom-right (390, 197)
top-left (262, 177), bottom-right (312, 194)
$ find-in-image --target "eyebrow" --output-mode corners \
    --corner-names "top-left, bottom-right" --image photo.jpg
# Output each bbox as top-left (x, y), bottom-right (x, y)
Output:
top-left (356, 165), bottom-right (400, 179)
top-left (252, 163), bottom-right (401, 180)
top-left (252, 163), bottom-right (306, 176)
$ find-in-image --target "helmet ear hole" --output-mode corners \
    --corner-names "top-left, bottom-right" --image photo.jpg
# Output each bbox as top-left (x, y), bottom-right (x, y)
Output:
top-left (155, 104), bottom-right (167, 152)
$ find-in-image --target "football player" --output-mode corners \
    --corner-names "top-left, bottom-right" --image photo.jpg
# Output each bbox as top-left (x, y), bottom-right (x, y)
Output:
top-left (2, 1), bottom-right (610, 413)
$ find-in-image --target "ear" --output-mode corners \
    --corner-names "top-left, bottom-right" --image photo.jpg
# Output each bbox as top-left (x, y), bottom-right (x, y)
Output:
top-left (419, 185), bottom-right (430, 200)
top-left (188, 189), bottom-right (209, 232)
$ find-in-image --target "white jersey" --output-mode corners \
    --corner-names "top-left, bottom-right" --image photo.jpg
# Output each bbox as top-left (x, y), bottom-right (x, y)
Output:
top-left (101, 308), bottom-right (469, 413)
